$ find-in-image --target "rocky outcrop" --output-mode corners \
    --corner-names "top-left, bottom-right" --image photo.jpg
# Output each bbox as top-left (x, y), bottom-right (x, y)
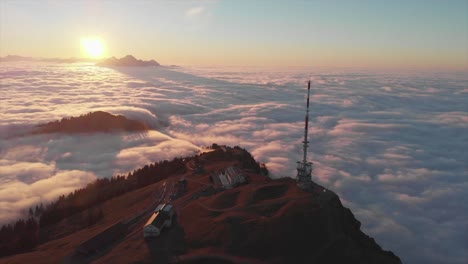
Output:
top-left (97, 55), bottom-right (160, 67)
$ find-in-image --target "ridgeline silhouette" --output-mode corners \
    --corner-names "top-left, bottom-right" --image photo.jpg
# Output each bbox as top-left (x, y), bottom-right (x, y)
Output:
top-left (97, 55), bottom-right (160, 67)
top-left (33, 111), bottom-right (148, 134)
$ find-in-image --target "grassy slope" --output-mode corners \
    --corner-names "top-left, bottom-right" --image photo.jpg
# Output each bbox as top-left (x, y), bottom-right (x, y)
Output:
top-left (0, 156), bottom-right (243, 264)
top-left (0, 179), bottom-right (161, 264)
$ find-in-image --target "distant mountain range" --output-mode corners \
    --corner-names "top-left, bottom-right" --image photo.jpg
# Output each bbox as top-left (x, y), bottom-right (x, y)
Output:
top-left (96, 55), bottom-right (160, 67)
top-left (0, 55), bottom-right (94, 63)
top-left (0, 55), bottom-right (160, 66)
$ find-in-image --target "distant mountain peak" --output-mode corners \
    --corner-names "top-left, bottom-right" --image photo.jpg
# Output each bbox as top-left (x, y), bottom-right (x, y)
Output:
top-left (97, 55), bottom-right (160, 67)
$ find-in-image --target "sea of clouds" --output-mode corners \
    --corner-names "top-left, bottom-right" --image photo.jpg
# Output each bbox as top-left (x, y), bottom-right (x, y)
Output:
top-left (0, 61), bottom-right (467, 263)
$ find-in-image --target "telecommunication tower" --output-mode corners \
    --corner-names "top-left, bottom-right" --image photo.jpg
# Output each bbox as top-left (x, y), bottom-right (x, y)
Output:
top-left (296, 80), bottom-right (313, 186)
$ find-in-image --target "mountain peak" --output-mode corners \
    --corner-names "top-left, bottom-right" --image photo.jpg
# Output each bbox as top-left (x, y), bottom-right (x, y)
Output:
top-left (97, 55), bottom-right (160, 67)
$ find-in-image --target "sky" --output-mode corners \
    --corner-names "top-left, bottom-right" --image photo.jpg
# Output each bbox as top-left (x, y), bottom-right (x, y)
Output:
top-left (1, 0), bottom-right (467, 69)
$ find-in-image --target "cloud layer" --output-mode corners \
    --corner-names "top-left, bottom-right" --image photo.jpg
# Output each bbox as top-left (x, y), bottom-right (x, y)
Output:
top-left (0, 61), bottom-right (467, 263)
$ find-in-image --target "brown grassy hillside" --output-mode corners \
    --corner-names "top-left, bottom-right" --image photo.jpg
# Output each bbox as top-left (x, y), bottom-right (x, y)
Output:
top-left (0, 146), bottom-right (400, 264)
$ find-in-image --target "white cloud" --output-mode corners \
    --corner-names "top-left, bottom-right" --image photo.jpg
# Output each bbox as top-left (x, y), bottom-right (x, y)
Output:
top-left (0, 160), bottom-right (55, 184)
top-left (114, 131), bottom-right (200, 174)
top-left (0, 62), bottom-right (467, 263)
top-left (185, 6), bottom-right (205, 17)
top-left (0, 167), bottom-right (96, 224)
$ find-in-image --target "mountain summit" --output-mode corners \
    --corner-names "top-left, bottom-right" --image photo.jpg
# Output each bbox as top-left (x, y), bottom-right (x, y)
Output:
top-left (0, 146), bottom-right (401, 264)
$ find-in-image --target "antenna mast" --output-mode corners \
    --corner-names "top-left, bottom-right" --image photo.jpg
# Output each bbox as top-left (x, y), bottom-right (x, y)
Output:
top-left (296, 80), bottom-right (313, 186)
top-left (303, 80), bottom-right (310, 163)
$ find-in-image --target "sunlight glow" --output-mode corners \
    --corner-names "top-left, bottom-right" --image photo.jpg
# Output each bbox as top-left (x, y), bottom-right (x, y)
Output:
top-left (81, 38), bottom-right (105, 58)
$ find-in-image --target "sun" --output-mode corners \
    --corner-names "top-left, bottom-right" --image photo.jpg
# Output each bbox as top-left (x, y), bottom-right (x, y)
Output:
top-left (81, 38), bottom-right (105, 58)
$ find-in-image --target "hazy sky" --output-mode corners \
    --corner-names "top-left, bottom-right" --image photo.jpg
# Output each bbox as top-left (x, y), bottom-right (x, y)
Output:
top-left (1, 0), bottom-right (467, 69)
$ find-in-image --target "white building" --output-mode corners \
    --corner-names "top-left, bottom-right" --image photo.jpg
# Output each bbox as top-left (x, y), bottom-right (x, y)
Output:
top-left (154, 203), bottom-right (166, 213)
top-left (211, 166), bottom-right (246, 189)
top-left (143, 204), bottom-right (175, 238)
